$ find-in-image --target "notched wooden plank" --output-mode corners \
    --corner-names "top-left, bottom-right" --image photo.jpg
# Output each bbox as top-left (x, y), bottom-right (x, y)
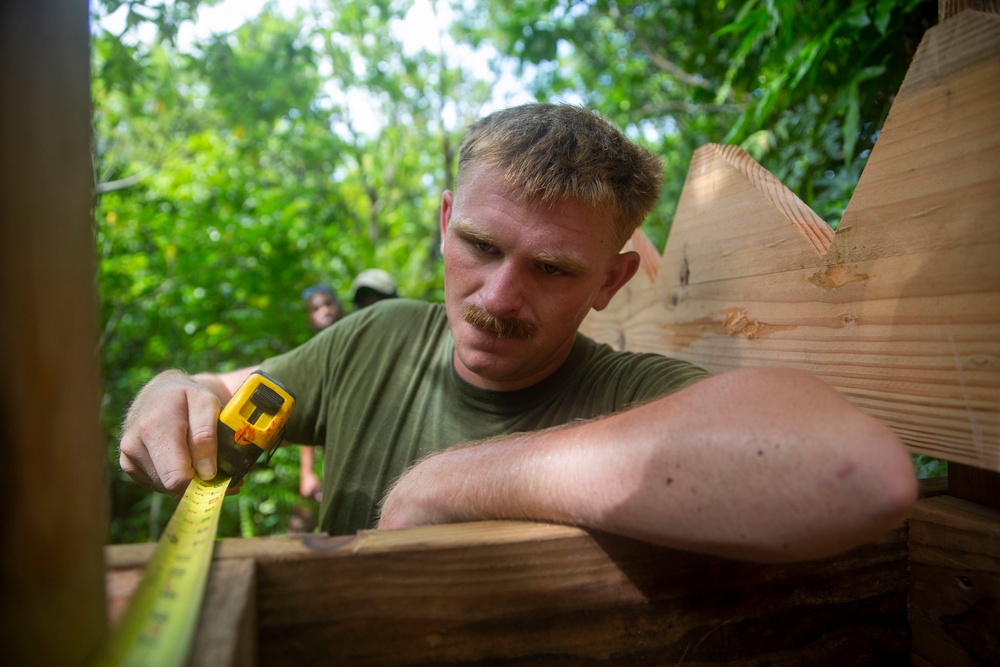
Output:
top-left (582, 11), bottom-right (1000, 471)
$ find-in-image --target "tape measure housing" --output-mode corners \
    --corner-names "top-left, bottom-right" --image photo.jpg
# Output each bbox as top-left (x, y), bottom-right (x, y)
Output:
top-left (217, 370), bottom-right (295, 485)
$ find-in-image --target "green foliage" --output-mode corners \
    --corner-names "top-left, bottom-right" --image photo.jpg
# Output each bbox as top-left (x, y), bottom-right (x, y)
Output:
top-left (92, 0), bottom-right (937, 543)
top-left (913, 454), bottom-right (948, 480)
top-left (194, 13), bottom-right (322, 128)
top-left (453, 0), bottom-right (935, 245)
top-left (91, 0), bottom-right (480, 542)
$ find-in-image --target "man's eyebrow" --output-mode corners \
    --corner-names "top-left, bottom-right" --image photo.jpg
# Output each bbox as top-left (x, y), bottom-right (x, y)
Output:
top-left (532, 248), bottom-right (591, 276)
top-left (450, 218), bottom-right (501, 246)
top-left (450, 217), bottom-right (592, 275)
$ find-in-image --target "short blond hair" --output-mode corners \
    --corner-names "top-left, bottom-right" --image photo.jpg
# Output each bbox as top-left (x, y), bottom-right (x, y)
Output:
top-left (456, 104), bottom-right (663, 248)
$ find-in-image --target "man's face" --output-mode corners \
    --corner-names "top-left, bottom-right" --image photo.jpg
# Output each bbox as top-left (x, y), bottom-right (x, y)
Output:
top-left (440, 164), bottom-right (639, 391)
top-left (307, 291), bottom-right (342, 330)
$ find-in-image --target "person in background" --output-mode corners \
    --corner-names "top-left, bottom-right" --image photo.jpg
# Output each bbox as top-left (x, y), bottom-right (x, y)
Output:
top-left (302, 283), bottom-right (343, 331)
top-left (351, 268), bottom-right (398, 310)
top-left (297, 273), bottom-right (398, 513)
top-left (296, 284), bottom-right (344, 522)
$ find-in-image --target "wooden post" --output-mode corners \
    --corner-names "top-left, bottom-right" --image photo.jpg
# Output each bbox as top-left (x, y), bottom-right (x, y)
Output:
top-left (0, 1), bottom-right (110, 665)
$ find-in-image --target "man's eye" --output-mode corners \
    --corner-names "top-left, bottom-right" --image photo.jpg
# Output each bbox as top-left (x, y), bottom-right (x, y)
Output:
top-left (541, 264), bottom-right (564, 276)
top-left (473, 241), bottom-right (495, 253)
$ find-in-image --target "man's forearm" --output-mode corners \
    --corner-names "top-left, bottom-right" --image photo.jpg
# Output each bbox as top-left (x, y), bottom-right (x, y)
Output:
top-left (378, 367), bottom-right (917, 562)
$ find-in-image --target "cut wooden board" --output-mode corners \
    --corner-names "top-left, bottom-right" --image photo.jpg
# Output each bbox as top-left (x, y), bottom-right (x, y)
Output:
top-left (582, 10), bottom-right (1000, 472)
top-left (106, 520), bottom-right (910, 666)
top-left (105, 558), bottom-right (257, 667)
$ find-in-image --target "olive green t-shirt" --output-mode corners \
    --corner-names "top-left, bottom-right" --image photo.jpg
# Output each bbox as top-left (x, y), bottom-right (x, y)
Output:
top-left (261, 299), bottom-right (709, 536)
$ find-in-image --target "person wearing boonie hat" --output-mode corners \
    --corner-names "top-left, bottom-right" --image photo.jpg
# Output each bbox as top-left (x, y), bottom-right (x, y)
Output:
top-left (351, 268), bottom-right (398, 310)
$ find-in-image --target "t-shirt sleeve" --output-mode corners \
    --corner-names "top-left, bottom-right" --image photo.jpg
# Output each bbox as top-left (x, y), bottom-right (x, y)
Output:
top-left (618, 353), bottom-right (711, 404)
top-left (259, 327), bottom-right (339, 447)
top-left (576, 338), bottom-right (711, 411)
top-left (259, 299), bottom-right (444, 446)
top-left (259, 307), bottom-right (381, 446)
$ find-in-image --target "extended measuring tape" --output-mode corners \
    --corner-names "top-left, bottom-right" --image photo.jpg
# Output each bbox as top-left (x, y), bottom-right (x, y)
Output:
top-left (93, 371), bottom-right (295, 667)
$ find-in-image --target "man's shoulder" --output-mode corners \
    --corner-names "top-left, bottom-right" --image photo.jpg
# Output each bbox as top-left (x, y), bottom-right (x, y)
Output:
top-left (354, 298), bottom-right (445, 326)
top-left (570, 333), bottom-right (711, 393)
top-left (265, 300), bottom-right (449, 375)
top-left (371, 298), bottom-right (443, 316)
top-left (341, 298), bottom-right (449, 343)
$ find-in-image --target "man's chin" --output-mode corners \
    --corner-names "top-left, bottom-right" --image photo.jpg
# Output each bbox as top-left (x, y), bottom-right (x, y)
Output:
top-left (460, 322), bottom-right (530, 352)
top-left (455, 336), bottom-right (522, 376)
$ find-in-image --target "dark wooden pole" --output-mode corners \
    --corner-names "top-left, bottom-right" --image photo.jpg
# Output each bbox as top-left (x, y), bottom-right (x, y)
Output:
top-left (0, 1), bottom-right (110, 664)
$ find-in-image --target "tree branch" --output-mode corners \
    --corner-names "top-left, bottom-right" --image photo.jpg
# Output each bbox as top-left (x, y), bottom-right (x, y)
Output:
top-left (608, 8), bottom-right (712, 90)
top-left (640, 100), bottom-right (743, 116)
top-left (95, 167), bottom-right (154, 194)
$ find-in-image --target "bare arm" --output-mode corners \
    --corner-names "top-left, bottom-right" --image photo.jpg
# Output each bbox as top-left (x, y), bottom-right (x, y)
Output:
top-left (119, 366), bottom-right (258, 496)
top-left (378, 367), bottom-right (917, 562)
top-left (299, 446), bottom-right (322, 500)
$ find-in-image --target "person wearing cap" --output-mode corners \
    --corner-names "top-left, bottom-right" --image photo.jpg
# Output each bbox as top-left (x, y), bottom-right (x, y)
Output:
top-left (351, 268), bottom-right (398, 310)
top-left (119, 103), bottom-right (916, 562)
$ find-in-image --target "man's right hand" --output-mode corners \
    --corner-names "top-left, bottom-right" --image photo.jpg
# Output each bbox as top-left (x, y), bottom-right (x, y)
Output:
top-left (119, 367), bottom-right (253, 496)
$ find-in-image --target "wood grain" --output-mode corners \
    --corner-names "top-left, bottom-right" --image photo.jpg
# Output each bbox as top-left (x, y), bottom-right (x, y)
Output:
top-left (939, 0), bottom-right (1000, 21)
top-left (106, 558), bottom-right (257, 667)
top-left (105, 521), bottom-right (910, 666)
top-left (581, 11), bottom-right (1000, 472)
top-left (191, 559), bottom-right (257, 667)
top-left (909, 496), bottom-right (1000, 666)
top-left (0, 2), bottom-right (109, 665)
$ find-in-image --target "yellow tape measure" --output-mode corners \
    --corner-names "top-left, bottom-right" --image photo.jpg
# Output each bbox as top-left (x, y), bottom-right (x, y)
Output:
top-left (93, 371), bottom-right (295, 667)
top-left (94, 476), bottom-right (231, 667)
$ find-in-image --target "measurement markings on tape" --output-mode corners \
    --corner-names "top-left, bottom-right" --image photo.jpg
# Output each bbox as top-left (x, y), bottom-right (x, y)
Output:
top-left (93, 371), bottom-right (295, 667)
top-left (95, 475), bottom-right (231, 667)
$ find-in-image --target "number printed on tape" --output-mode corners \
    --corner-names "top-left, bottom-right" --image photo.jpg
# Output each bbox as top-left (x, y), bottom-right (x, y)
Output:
top-left (91, 476), bottom-right (231, 667)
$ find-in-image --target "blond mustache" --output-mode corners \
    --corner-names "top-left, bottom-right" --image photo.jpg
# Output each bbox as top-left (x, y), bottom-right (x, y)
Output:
top-left (462, 305), bottom-right (537, 340)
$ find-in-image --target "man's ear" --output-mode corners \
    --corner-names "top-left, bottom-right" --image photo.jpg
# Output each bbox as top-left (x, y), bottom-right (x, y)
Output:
top-left (439, 191), bottom-right (454, 253)
top-left (592, 250), bottom-right (640, 311)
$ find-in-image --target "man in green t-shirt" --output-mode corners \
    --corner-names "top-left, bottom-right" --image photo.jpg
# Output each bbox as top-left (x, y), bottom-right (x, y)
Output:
top-left (120, 103), bottom-right (917, 562)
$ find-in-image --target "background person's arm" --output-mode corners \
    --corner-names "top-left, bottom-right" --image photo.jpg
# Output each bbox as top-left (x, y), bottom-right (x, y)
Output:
top-left (378, 366), bottom-right (917, 563)
top-left (299, 446), bottom-right (322, 500)
top-left (119, 365), bottom-right (258, 495)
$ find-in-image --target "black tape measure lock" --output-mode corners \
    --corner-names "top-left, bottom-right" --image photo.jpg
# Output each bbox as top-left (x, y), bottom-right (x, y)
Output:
top-left (217, 370), bottom-right (296, 486)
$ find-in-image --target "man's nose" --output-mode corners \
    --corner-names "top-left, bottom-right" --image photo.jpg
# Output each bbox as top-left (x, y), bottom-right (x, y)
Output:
top-left (480, 263), bottom-right (525, 314)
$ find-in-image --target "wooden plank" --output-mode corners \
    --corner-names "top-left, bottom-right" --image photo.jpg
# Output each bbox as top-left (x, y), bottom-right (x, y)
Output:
top-left (920, 476), bottom-right (950, 499)
top-left (940, 0), bottom-right (1000, 22)
top-left (948, 463), bottom-right (1000, 509)
top-left (106, 520), bottom-right (909, 665)
top-left (106, 558), bottom-right (257, 667)
top-left (909, 496), bottom-right (1000, 666)
top-left (581, 11), bottom-right (1000, 472)
top-left (0, 1), bottom-right (110, 666)
top-left (190, 559), bottom-right (257, 667)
